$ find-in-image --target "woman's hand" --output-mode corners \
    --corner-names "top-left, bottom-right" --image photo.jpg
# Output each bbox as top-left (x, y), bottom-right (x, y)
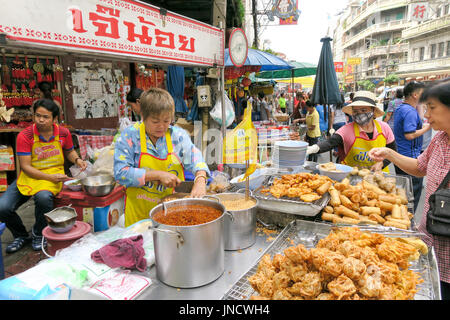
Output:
top-left (368, 147), bottom-right (391, 162)
top-left (190, 177), bottom-right (207, 198)
top-left (49, 173), bottom-right (70, 183)
top-left (76, 159), bottom-right (88, 171)
top-left (370, 161), bottom-right (383, 172)
top-left (158, 171), bottom-right (181, 188)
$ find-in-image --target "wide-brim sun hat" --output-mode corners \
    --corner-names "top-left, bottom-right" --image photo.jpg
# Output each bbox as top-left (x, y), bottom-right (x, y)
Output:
top-left (342, 90), bottom-right (385, 118)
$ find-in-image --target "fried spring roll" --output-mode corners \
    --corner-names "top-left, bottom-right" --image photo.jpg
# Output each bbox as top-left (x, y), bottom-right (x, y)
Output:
top-left (391, 204), bottom-right (402, 219)
top-left (369, 213), bottom-right (386, 224)
top-left (385, 216), bottom-right (411, 227)
top-left (329, 187), bottom-right (341, 207)
top-left (384, 220), bottom-right (409, 230)
top-left (316, 181), bottom-right (332, 195)
top-left (378, 200), bottom-right (394, 211)
top-left (322, 213), bottom-right (338, 222)
top-left (339, 194), bottom-right (353, 209)
top-left (336, 205), bottom-right (360, 220)
top-left (360, 206), bottom-right (381, 216)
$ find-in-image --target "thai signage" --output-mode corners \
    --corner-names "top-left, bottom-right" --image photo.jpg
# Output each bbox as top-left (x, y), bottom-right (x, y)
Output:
top-left (334, 62), bottom-right (344, 73)
top-left (0, 0), bottom-right (224, 67)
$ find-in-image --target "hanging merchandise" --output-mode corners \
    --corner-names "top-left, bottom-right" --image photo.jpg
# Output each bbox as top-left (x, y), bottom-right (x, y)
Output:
top-left (24, 56), bottom-right (33, 79)
top-left (11, 56), bottom-right (24, 80)
top-left (53, 58), bottom-right (64, 82)
top-left (52, 84), bottom-right (63, 106)
top-left (1, 54), bottom-right (11, 86)
top-left (44, 58), bottom-right (53, 82)
top-left (33, 57), bottom-right (44, 83)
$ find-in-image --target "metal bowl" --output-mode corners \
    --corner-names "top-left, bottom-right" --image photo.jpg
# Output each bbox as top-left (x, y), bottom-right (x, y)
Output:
top-left (64, 179), bottom-right (82, 191)
top-left (44, 206), bottom-right (77, 233)
top-left (81, 175), bottom-right (115, 197)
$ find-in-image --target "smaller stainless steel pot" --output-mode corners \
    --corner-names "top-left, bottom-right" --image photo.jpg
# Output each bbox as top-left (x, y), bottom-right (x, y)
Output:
top-left (205, 189), bottom-right (258, 251)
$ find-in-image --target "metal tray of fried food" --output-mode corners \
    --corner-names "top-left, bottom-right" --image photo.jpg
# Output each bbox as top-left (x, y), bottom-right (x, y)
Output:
top-left (349, 173), bottom-right (414, 203)
top-left (253, 175), bottom-right (330, 217)
top-left (222, 220), bottom-right (441, 300)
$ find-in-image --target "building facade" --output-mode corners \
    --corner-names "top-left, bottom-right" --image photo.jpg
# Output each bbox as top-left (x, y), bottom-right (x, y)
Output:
top-left (333, 0), bottom-right (450, 90)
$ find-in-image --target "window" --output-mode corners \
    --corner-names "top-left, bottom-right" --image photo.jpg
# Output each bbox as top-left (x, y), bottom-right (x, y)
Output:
top-left (438, 42), bottom-right (444, 57)
top-left (414, 48), bottom-right (419, 61)
top-left (419, 47), bottom-right (425, 61)
top-left (445, 5), bottom-right (449, 15)
top-left (436, 7), bottom-right (442, 17)
top-left (447, 41), bottom-right (450, 56)
top-left (430, 44), bottom-right (436, 59)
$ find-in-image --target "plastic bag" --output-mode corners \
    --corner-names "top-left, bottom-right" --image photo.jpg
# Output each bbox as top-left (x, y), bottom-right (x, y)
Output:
top-left (223, 101), bottom-right (258, 178)
top-left (90, 144), bottom-right (115, 177)
top-left (208, 170), bottom-right (230, 193)
top-left (69, 161), bottom-right (93, 180)
top-left (210, 94), bottom-right (235, 128)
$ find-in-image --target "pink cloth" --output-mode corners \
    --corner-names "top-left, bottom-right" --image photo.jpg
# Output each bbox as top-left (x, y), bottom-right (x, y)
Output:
top-left (91, 235), bottom-right (147, 272)
top-left (336, 120), bottom-right (395, 156)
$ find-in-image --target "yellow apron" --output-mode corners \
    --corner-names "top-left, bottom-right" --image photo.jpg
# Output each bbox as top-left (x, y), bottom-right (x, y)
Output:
top-left (124, 123), bottom-right (185, 227)
top-left (17, 124), bottom-right (65, 196)
top-left (343, 120), bottom-right (389, 173)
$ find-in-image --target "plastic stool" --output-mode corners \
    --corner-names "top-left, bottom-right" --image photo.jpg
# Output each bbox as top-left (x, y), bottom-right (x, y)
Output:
top-left (0, 223), bottom-right (5, 280)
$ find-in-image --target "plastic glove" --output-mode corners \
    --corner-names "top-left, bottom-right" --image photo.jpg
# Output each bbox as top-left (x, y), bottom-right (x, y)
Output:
top-left (329, 128), bottom-right (335, 135)
top-left (306, 144), bottom-right (320, 155)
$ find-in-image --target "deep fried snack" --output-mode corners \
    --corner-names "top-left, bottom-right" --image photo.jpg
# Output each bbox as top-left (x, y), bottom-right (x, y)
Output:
top-left (360, 206), bottom-right (381, 216)
top-left (383, 220), bottom-right (408, 230)
top-left (327, 274), bottom-right (357, 299)
top-left (335, 205), bottom-right (360, 220)
top-left (378, 194), bottom-right (400, 205)
top-left (342, 257), bottom-right (366, 280)
top-left (363, 180), bottom-right (387, 195)
top-left (324, 205), bottom-right (334, 214)
top-left (322, 212), bottom-right (338, 222)
top-left (339, 194), bottom-right (354, 209)
top-left (300, 193), bottom-right (321, 202)
top-left (377, 200), bottom-right (394, 211)
top-left (329, 187), bottom-right (341, 207)
top-left (368, 213), bottom-right (386, 224)
top-left (287, 271), bottom-right (322, 298)
top-left (316, 181), bottom-right (332, 195)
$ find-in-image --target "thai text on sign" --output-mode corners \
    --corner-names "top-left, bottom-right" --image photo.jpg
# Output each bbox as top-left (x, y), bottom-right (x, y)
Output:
top-left (0, 0), bottom-right (224, 67)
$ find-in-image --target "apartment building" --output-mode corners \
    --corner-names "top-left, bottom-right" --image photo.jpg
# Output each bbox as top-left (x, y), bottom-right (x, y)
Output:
top-left (398, 4), bottom-right (450, 81)
top-left (333, 0), bottom-right (450, 90)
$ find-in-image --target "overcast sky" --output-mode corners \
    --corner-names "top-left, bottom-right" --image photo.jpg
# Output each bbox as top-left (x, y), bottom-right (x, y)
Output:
top-left (259, 0), bottom-right (349, 64)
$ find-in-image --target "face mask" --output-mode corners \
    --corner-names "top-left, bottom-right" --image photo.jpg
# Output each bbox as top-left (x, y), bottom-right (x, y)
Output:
top-left (354, 111), bottom-right (374, 126)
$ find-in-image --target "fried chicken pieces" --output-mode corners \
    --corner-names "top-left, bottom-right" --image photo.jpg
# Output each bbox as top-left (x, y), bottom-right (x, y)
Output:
top-left (260, 173), bottom-right (333, 202)
top-left (248, 227), bottom-right (424, 300)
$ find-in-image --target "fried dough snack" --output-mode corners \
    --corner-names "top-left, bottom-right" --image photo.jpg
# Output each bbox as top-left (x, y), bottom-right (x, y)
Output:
top-left (248, 227), bottom-right (424, 300)
top-left (260, 172), bottom-right (333, 202)
top-left (320, 176), bottom-right (414, 229)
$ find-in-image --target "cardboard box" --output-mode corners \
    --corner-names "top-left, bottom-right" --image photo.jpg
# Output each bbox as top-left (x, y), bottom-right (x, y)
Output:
top-left (0, 146), bottom-right (15, 171)
top-left (0, 172), bottom-right (7, 192)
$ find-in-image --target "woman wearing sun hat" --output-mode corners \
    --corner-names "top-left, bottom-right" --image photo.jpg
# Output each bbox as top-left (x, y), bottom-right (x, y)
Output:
top-left (306, 90), bottom-right (397, 172)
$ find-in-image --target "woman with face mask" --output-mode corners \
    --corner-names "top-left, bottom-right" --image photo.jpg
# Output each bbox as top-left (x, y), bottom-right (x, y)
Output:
top-left (306, 91), bottom-right (397, 172)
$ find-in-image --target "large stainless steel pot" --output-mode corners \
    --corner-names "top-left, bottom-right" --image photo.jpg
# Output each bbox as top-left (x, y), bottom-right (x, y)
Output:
top-left (149, 198), bottom-right (228, 288)
top-left (206, 190), bottom-right (258, 251)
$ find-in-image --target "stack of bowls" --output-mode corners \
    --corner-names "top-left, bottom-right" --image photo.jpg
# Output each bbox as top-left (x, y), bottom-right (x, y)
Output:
top-left (271, 140), bottom-right (308, 171)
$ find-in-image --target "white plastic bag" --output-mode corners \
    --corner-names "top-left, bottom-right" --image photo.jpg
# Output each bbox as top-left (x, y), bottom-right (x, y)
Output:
top-left (210, 94), bottom-right (235, 128)
top-left (90, 144), bottom-right (115, 177)
top-left (69, 161), bottom-right (93, 180)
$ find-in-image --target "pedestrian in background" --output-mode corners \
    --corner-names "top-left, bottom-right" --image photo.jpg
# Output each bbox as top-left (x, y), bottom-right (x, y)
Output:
top-left (393, 81), bottom-right (432, 212)
top-left (384, 87), bottom-right (403, 132)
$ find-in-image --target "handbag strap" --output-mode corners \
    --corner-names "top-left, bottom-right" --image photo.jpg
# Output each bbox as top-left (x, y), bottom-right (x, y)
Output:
top-left (436, 169), bottom-right (450, 191)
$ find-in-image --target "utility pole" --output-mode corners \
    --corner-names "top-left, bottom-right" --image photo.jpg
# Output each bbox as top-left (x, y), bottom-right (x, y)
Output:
top-left (252, 0), bottom-right (258, 48)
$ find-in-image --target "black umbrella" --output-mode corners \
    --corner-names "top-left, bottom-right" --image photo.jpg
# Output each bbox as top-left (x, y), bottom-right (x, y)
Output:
top-left (311, 37), bottom-right (343, 161)
top-left (311, 37), bottom-right (343, 123)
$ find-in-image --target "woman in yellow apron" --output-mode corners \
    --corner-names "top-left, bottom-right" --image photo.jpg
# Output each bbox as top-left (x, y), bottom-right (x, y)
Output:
top-left (306, 91), bottom-right (397, 171)
top-left (114, 88), bottom-right (210, 227)
top-left (0, 99), bottom-right (87, 253)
